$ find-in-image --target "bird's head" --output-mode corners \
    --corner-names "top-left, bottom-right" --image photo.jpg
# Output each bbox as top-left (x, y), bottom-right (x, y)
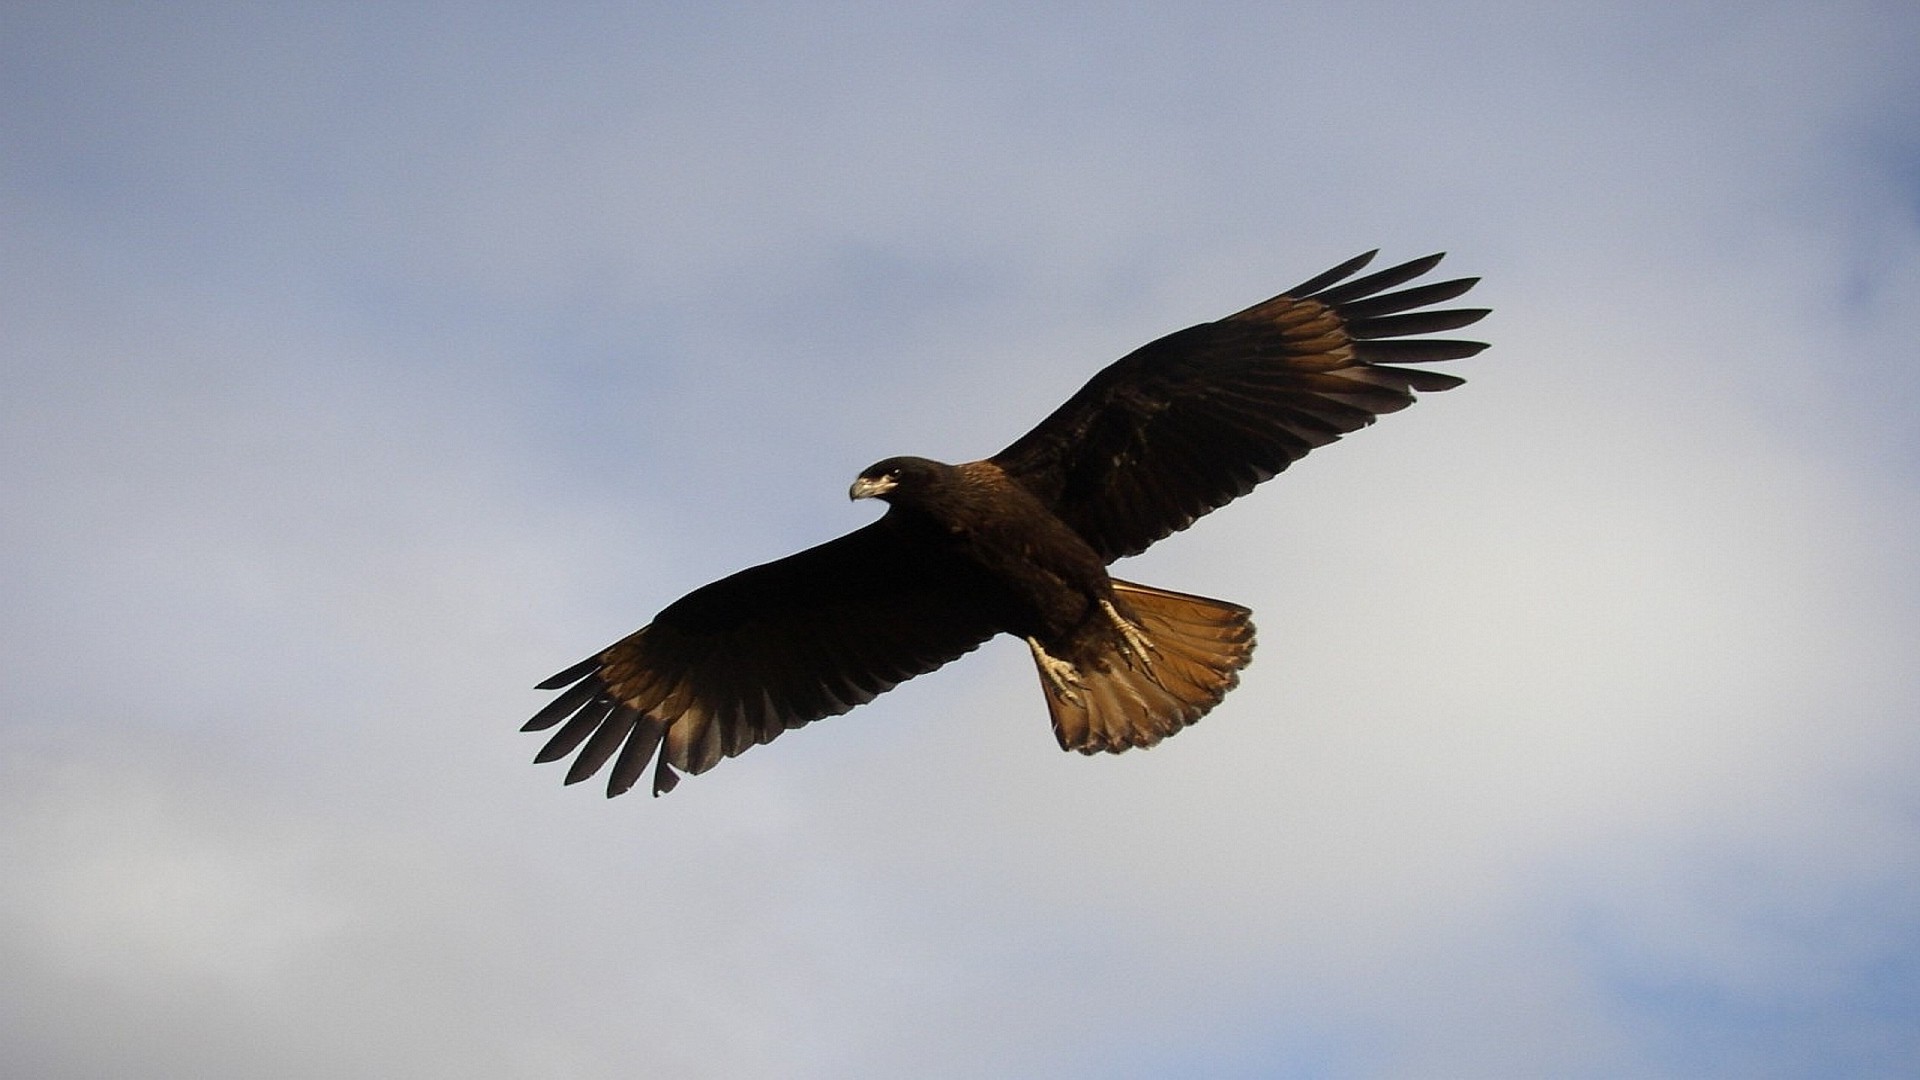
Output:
top-left (850, 456), bottom-right (949, 502)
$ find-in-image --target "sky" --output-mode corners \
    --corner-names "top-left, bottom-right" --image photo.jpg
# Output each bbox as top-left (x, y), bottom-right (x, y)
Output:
top-left (3, 2), bottom-right (1918, 1077)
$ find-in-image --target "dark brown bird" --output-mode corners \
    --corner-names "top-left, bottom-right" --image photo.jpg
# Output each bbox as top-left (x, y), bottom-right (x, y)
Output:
top-left (525, 250), bottom-right (1488, 796)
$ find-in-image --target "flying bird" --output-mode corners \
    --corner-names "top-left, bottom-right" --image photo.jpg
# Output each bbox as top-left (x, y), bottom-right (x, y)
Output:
top-left (526, 250), bottom-right (1488, 796)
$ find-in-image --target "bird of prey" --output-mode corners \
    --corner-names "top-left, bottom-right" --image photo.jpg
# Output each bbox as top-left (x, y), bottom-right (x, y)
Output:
top-left (525, 250), bottom-right (1488, 796)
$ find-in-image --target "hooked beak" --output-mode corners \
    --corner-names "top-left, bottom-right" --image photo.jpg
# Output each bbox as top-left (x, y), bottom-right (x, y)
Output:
top-left (849, 475), bottom-right (896, 501)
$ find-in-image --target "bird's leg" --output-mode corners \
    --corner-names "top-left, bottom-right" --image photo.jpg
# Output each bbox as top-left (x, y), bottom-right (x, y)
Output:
top-left (1028, 637), bottom-right (1085, 705)
top-left (1101, 598), bottom-right (1159, 674)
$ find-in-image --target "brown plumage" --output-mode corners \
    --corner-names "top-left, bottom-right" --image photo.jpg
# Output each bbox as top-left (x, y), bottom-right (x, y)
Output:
top-left (525, 250), bottom-right (1489, 796)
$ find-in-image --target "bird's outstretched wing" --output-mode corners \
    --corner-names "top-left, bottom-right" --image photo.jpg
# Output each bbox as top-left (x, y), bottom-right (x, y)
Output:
top-left (525, 518), bottom-right (1007, 796)
top-left (991, 251), bottom-right (1489, 561)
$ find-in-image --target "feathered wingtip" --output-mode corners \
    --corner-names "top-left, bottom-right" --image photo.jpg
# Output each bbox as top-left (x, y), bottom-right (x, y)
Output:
top-left (525, 655), bottom-right (681, 797)
top-left (1255, 250), bottom-right (1491, 371)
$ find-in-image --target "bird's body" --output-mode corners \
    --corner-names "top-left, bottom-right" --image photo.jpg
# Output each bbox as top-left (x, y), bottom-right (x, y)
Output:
top-left (847, 455), bottom-right (1258, 755)
top-left (526, 251), bottom-right (1489, 796)
top-left (857, 457), bottom-right (1112, 646)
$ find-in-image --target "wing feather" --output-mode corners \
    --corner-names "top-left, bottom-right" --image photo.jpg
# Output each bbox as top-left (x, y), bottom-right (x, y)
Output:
top-left (607, 713), bottom-right (668, 797)
top-left (528, 517), bottom-right (1007, 796)
top-left (992, 252), bottom-right (1488, 560)
top-left (1306, 251), bottom-right (1446, 306)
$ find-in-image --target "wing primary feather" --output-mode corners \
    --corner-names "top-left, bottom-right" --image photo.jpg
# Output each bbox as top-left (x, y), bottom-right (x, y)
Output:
top-left (565, 706), bottom-right (637, 785)
top-left (1346, 308), bottom-right (1491, 338)
top-left (1309, 253), bottom-right (1446, 306)
top-left (1337, 276), bottom-right (1479, 319)
top-left (535, 699), bottom-right (614, 764)
top-left (535, 656), bottom-right (600, 690)
top-left (1280, 249), bottom-right (1378, 297)
top-left (1354, 338), bottom-right (1491, 363)
top-left (607, 715), bottom-right (667, 797)
top-left (522, 677), bottom-right (598, 731)
top-left (652, 757), bottom-right (681, 797)
top-left (1362, 366), bottom-right (1468, 392)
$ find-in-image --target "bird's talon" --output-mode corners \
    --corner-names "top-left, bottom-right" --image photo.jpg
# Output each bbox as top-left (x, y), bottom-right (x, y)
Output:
top-left (1029, 638), bottom-right (1086, 704)
top-left (1101, 599), bottom-right (1158, 672)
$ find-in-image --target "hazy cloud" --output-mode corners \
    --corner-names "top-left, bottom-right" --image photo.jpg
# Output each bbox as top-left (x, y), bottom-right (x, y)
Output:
top-left (4, 3), bottom-right (1917, 1077)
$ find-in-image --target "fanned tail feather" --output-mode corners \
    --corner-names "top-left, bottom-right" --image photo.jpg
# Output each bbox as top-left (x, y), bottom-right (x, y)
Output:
top-left (1037, 580), bottom-right (1256, 754)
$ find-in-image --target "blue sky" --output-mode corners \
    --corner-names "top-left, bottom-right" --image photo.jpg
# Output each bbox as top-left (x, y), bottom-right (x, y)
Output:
top-left (4, 3), bottom-right (1918, 1077)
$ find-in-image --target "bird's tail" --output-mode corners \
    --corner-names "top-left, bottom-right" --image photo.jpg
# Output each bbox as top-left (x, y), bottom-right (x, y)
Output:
top-left (1035, 580), bottom-right (1256, 754)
